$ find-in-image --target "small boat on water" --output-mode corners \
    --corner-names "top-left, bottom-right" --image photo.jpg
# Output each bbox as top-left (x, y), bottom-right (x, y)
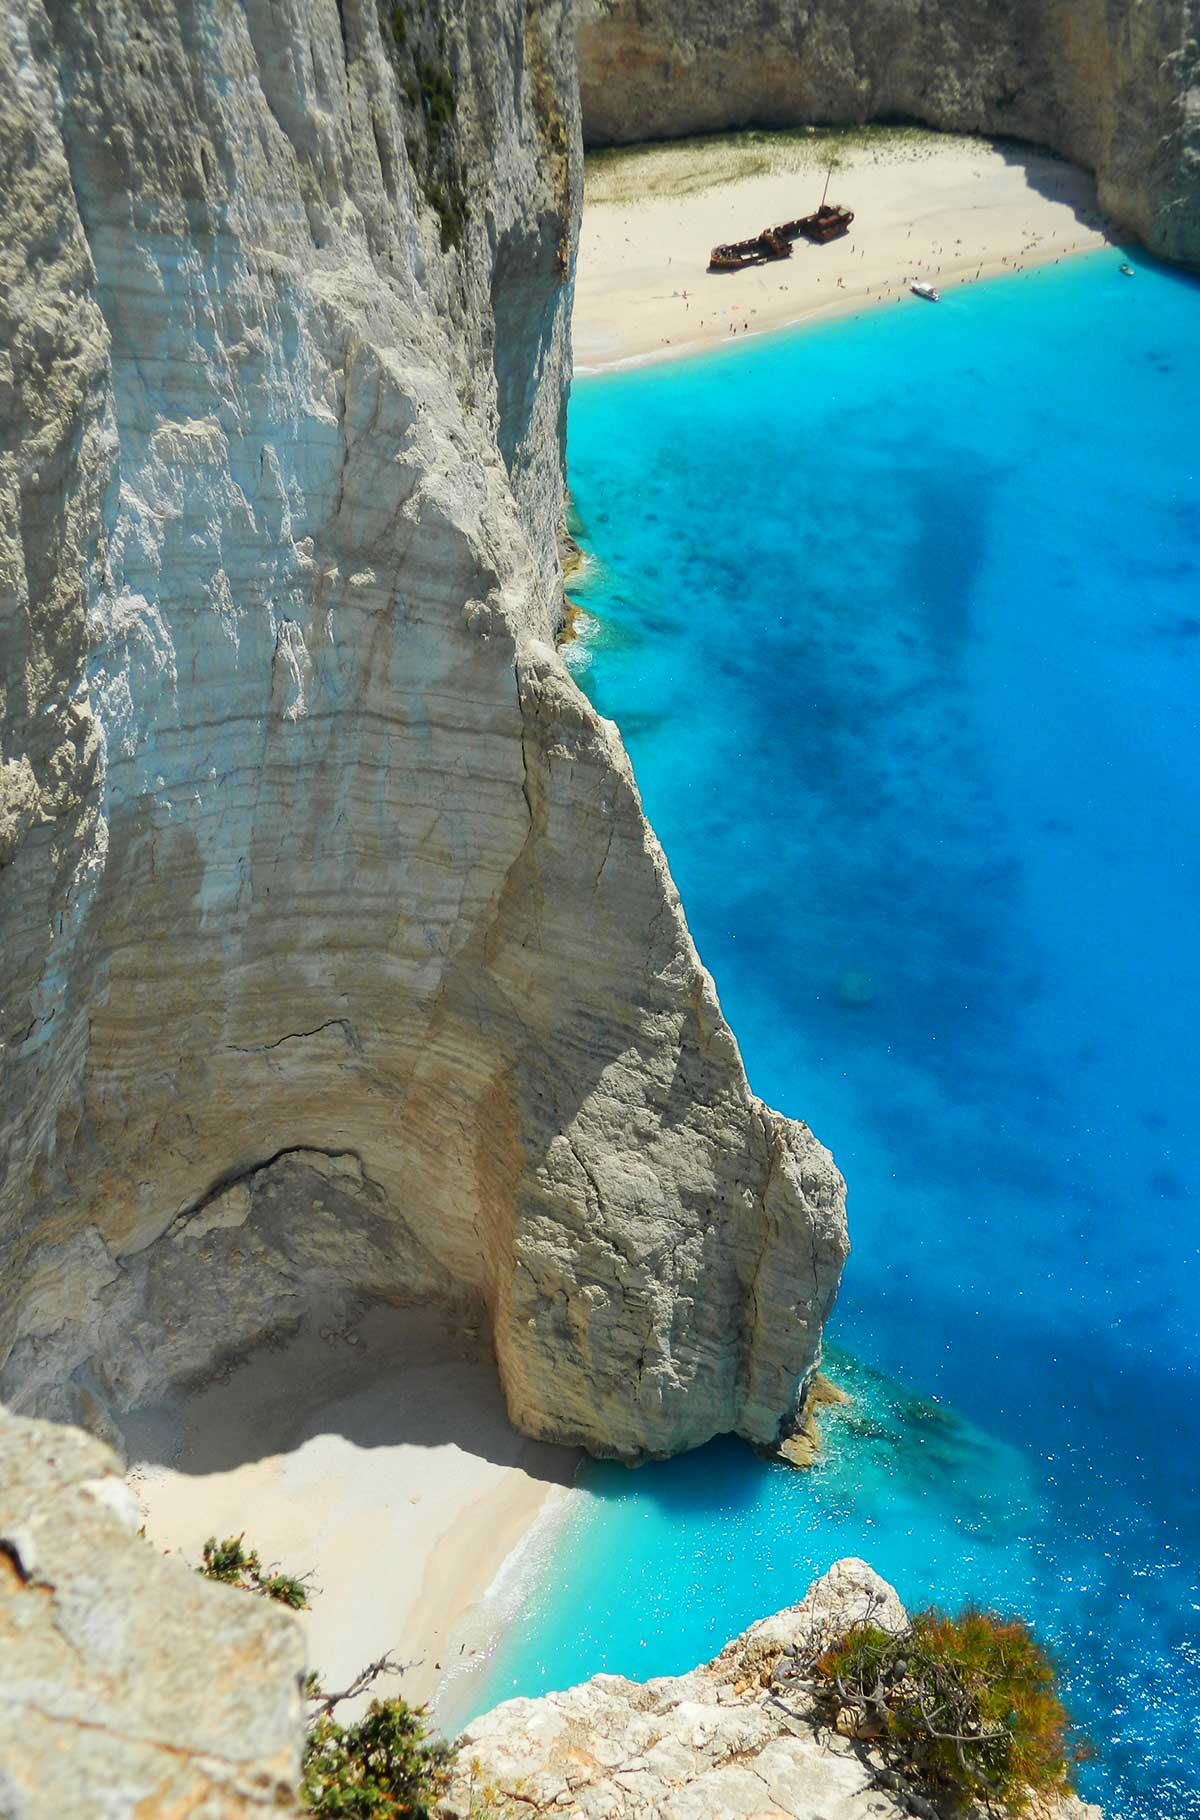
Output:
top-left (1120, 263), bottom-right (1136, 277)
top-left (911, 281), bottom-right (940, 302)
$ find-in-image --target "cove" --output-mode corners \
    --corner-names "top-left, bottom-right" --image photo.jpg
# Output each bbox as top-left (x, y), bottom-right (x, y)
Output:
top-left (471, 253), bottom-right (1200, 1820)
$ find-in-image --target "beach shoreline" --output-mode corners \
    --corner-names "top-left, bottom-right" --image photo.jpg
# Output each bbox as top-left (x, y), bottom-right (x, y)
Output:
top-left (124, 1305), bottom-right (578, 1729)
top-left (573, 128), bottom-right (1114, 373)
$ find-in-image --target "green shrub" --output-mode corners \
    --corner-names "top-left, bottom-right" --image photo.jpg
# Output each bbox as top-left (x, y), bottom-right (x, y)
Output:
top-left (196, 1533), bottom-right (454, 1816)
top-left (303, 1699), bottom-right (454, 1820)
top-left (418, 60), bottom-right (454, 133)
top-left (199, 1532), bottom-right (257, 1586)
top-left (814, 1606), bottom-right (1087, 1812)
top-left (199, 1534), bottom-right (311, 1610)
top-left (426, 178), bottom-right (467, 250)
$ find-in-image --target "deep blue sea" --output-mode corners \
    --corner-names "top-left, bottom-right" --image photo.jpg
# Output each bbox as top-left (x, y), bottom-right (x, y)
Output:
top-left (474, 253), bottom-right (1200, 1818)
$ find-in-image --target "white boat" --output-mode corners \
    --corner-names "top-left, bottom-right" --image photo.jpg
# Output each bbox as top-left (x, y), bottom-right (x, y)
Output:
top-left (911, 281), bottom-right (940, 302)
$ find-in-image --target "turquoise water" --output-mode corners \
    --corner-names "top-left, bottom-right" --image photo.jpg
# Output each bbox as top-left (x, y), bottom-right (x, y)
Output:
top-left (477, 254), bottom-right (1200, 1817)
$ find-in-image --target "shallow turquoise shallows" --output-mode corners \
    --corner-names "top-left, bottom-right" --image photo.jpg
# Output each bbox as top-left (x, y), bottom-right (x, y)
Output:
top-left (474, 252), bottom-right (1200, 1819)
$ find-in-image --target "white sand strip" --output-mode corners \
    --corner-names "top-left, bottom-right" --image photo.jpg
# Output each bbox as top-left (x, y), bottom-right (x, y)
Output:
top-left (124, 1305), bottom-right (577, 1725)
top-left (574, 128), bottom-right (1113, 371)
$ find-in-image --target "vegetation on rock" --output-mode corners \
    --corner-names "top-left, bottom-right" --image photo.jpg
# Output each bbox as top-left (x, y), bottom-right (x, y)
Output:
top-left (199, 1533), bottom-right (311, 1609)
top-left (304, 1700), bottom-right (455, 1819)
top-left (199, 1533), bottom-right (456, 1817)
top-left (813, 1606), bottom-right (1089, 1812)
top-left (524, 0), bottom-right (572, 274)
top-left (380, 0), bottom-right (468, 250)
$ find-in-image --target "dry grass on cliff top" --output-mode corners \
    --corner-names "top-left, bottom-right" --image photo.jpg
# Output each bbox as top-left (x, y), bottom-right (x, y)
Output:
top-left (584, 124), bottom-right (952, 205)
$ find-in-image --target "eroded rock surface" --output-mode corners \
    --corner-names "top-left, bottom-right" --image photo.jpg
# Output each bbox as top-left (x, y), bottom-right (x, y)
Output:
top-left (0, 0), bottom-right (846, 1461)
top-left (575, 0), bottom-right (1200, 267)
top-left (0, 1405), bottom-right (305, 1817)
top-left (444, 1560), bottom-right (1102, 1820)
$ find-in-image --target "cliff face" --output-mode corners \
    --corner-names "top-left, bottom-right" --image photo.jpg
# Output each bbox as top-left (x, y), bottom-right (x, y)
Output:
top-left (575, 0), bottom-right (1200, 267)
top-left (0, 0), bottom-right (846, 1461)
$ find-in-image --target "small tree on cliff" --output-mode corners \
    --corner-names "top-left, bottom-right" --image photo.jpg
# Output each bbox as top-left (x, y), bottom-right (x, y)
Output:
top-left (199, 1533), bottom-right (311, 1609)
top-left (197, 1534), bottom-right (453, 1819)
top-left (811, 1604), bottom-right (1092, 1813)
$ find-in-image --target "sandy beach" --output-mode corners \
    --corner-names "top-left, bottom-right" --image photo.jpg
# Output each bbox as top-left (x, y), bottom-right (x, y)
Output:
top-left (573, 127), bottom-right (1114, 371)
top-left (125, 1305), bottom-right (577, 1727)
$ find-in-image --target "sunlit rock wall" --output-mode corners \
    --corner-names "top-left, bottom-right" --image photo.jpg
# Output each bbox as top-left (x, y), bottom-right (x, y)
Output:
top-left (0, 0), bottom-right (846, 1461)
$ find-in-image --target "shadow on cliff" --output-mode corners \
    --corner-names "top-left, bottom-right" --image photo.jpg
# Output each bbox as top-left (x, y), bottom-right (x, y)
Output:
top-left (990, 137), bottom-right (1110, 242)
top-left (120, 1302), bottom-right (577, 1488)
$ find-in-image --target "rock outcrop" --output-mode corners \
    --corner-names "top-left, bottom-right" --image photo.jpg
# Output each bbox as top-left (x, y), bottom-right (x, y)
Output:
top-left (0, 0), bottom-right (846, 1462)
top-left (445, 1559), bottom-right (1102, 1820)
top-left (0, 1405), bottom-right (306, 1817)
top-left (575, 0), bottom-right (1200, 268)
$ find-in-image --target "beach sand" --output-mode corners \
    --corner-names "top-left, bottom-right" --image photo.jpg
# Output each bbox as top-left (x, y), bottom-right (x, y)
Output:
top-left (574, 127), bottom-right (1113, 371)
top-left (125, 1305), bottom-right (577, 1727)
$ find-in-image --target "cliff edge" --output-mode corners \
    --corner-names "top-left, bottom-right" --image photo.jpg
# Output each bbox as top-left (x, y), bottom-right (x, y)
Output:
top-left (445, 1559), bottom-right (1102, 1820)
top-left (0, 1405), bottom-right (306, 1815)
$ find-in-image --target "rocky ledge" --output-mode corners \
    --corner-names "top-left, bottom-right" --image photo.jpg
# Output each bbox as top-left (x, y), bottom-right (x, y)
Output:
top-left (0, 1407), bottom-right (1103, 1819)
top-left (444, 1560), bottom-right (1102, 1820)
top-left (0, 1407), bottom-right (305, 1817)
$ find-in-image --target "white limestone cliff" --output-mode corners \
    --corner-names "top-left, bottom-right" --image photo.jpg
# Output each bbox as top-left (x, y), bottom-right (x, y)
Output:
top-left (0, 3), bottom-right (1161, 1806)
top-left (0, 0), bottom-right (847, 1462)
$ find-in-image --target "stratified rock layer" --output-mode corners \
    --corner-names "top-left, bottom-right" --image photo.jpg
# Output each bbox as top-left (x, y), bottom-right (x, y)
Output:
top-left (575, 0), bottom-right (1200, 267)
top-left (0, 1406), bottom-right (305, 1817)
top-left (444, 1559), bottom-right (1103, 1820)
top-left (0, 0), bottom-right (846, 1460)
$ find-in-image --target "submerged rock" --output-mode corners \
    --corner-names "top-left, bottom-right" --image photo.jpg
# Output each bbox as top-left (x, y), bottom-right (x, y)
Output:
top-left (774, 1369), bottom-right (852, 1467)
top-left (836, 971), bottom-right (878, 1009)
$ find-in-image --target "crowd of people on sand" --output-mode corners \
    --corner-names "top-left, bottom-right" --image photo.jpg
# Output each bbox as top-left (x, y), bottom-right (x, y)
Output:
top-left (652, 214), bottom-right (1110, 350)
top-left (588, 146), bottom-right (1113, 360)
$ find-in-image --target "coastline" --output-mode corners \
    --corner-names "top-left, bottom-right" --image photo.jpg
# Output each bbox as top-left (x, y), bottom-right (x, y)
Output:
top-left (114, 130), bottom-right (1119, 1758)
top-left (124, 1306), bottom-right (578, 1726)
top-left (573, 128), bottom-right (1113, 373)
top-left (426, 1466), bottom-right (588, 1735)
